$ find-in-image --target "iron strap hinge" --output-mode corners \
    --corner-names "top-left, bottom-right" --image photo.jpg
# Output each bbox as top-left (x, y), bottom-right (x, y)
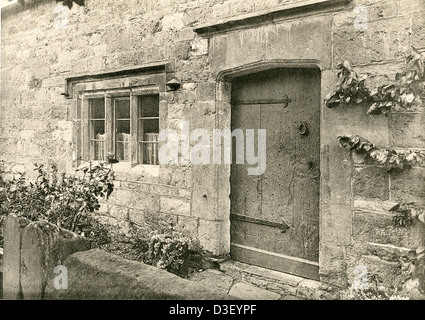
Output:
top-left (230, 214), bottom-right (290, 233)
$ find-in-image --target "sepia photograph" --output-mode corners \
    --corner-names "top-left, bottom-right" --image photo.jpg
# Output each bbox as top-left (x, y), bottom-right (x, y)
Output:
top-left (0, 0), bottom-right (424, 309)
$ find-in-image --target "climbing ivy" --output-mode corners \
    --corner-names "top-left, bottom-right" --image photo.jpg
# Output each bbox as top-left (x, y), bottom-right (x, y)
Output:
top-left (325, 47), bottom-right (425, 116)
top-left (329, 47), bottom-right (425, 296)
top-left (324, 61), bottom-right (371, 108)
top-left (337, 135), bottom-right (425, 171)
top-left (389, 202), bottom-right (425, 228)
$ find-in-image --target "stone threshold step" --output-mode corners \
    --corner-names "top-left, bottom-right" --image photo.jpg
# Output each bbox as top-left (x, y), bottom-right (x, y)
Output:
top-left (219, 260), bottom-right (330, 300)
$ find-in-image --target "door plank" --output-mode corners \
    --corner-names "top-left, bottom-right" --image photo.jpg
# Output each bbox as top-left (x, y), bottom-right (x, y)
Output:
top-left (230, 243), bottom-right (320, 281)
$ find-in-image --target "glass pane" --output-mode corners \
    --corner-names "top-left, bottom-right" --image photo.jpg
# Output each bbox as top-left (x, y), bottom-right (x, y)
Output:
top-left (140, 95), bottom-right (159, 117)
top-left (140, 141), bottom-right (158, 165)
top-left (139, 119), bottom-right (159, 136)
top-left (90, 120), bottom-right (105, 139)
top-left (90, 98), bottom-right (105, 119)
top-left (116, 118), bottom-right (130, 162)
top-left (90, 119), bottom-right (105, 160)
top-left (115, 99), bottom-right (130, 119)
top-left (90, 139), bottom-right (105, 161)
top-left (116, 142), bottom-right (130, 162)
top-left (116, 120), bottom-right (130, 138)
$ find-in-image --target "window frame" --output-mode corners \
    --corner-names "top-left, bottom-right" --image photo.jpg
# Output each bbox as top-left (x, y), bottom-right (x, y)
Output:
top-left (81, 87), bottom-right (161, 167)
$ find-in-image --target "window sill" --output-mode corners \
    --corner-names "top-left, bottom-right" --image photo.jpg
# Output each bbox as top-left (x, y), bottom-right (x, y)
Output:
top-left (112, 162), bottom-right (160, 178)
top-left (77, 161), bottom-right (160, 177)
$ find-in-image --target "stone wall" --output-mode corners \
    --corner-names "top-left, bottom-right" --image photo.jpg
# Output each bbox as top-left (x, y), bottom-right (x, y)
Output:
top-left (1, 0), bottom-right (424, 295)
top-left (329, 0), bottom-right (425, 293)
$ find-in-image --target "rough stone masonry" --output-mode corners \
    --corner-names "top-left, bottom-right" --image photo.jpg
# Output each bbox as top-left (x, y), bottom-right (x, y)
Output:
top-left (1, 0), bottom-right (424, 297)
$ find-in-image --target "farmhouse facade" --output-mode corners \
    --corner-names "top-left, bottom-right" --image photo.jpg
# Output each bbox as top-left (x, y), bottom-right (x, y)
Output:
top-left (1, 0), bottom-right (424, 295)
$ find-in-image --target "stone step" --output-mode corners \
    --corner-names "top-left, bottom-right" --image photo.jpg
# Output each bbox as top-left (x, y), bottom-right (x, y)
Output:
top-left (228, 282), bottom-right (280, 300)
top-left (219, 260), bottom-right (329, 300)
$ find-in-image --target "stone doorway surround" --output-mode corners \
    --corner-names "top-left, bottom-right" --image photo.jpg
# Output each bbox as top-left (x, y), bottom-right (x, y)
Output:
top-left (197, 1), bottom-right (350, 290)
top-left (209, 60), bottom-right (328, 296)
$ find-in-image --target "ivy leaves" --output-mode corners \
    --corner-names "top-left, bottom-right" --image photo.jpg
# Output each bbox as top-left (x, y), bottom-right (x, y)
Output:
top-left (337, 135), bottom-right (425, 171)
top-left (390, 202), bottom-right (425, 228)
top-left (368, 48), bottom-right (425, 116)
top-left (325, 61), bottom-right (370, 108)
top-left (325, 47), bottom-right (425, 115)
top-left (337, 135), bottom-right (374, 152)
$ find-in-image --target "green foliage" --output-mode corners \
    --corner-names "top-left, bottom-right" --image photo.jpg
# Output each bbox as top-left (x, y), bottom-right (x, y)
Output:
top-left (325, 47), bottom-right (425, 115)
top-left (0, 162), bottom-right (114, 233)
top-left (325, 60), bottom-right (371, 108)
top-left (389, 202), bottom-right (425, 228)
top-left (337, 135), bottom-right (425, 171)
top-left (368, 48), bottom-right (425, 115)
top-left (126, 223), bottom-right (201, 278)
top-left (340, 285), bottom-right (409, 300)
top-left (81, 216), bottom-right (112, 248)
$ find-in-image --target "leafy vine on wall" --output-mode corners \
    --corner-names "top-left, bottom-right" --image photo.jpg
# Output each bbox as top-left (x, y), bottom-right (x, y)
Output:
top-left (326, 48), bottom-right (425, 295)
top-left (325, 47), bottom-right (425, 115)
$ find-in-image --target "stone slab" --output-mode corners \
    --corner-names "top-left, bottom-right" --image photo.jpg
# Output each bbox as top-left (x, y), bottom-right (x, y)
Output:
top-left (2, 215), bottom-right (30, 300)
top-left (244, 265), bottom-right (304, 287)
top-left (188, 269), bottom-right (234, 293)
top-left (229, 282), bottom-right (281, 300)
top-left (20, 221), bottom-right (90, 300)
top-left (45, 249), bottom-right (237, 300)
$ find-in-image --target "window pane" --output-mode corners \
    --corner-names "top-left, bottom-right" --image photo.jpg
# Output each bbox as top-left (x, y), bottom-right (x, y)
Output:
top-left (116, 142), bottom-right (130, 162)
top-left (140, 141), bottom-right (158, 165)
top-left (140, 95), bottom-right (159, 117)
top-left (90, 120), bottom-right (105, 161)
top-left (116, 119), bottom-right (130, 161)
top-left (140, 118), bottom-right (159, 134)
top-left (91, 138), bottom-right (105, 161)
top-left (115, 99), bottom-right (130, 119)
top-left (138, 95), bottom-right (159, 165)
top-left (90, 98), bottom-right (105, 119)
top-left (90, 120), bottom-right (105, 138)
top-left (116, 120), bottom-right (130, 136)
top-left (89, 97), bottom-right (106, 161)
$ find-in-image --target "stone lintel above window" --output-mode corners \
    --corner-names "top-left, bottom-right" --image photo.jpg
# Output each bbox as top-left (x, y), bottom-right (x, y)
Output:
top-left (63, 60), bottom-right (175, 99)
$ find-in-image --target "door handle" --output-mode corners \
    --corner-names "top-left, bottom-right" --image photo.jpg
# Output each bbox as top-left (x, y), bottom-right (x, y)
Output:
top-left (298, 122), bottom-right (308, 136)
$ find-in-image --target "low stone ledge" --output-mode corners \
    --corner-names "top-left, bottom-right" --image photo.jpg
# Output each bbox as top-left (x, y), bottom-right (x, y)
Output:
top-left (45, 249), bottom-right (237, 300)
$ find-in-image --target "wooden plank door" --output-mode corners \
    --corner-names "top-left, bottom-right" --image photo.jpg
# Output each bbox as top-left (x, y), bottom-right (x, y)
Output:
top-left (230, 68), bottom-right (321, 280)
